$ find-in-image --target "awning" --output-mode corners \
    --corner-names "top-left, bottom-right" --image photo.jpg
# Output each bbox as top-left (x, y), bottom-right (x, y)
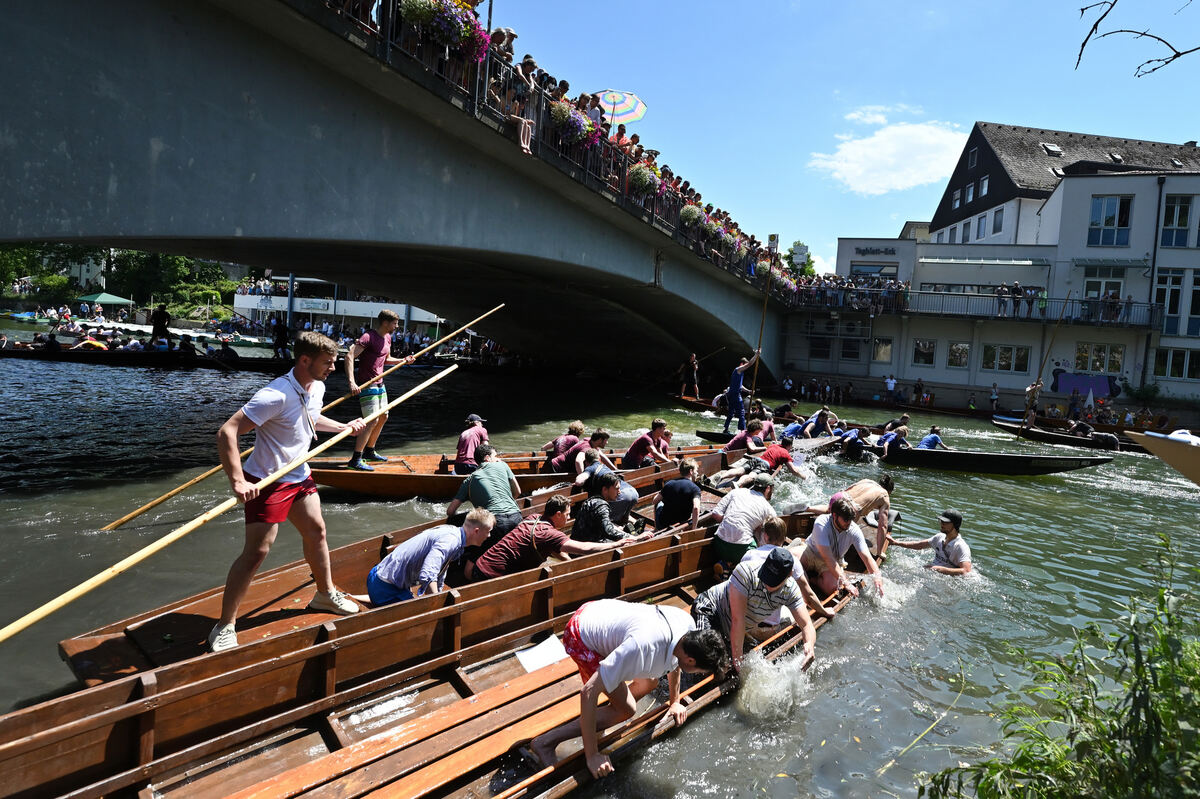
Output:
top-left (918, 257), bottom-right (1050, 266)
top-left (77, 292), bottom-right (135, 305)
top-left (1071, 258), bottom-right (1148, 268)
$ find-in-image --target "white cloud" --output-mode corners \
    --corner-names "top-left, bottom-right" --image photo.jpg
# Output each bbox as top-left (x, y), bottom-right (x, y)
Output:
top-left (843, 103), bottom-right (923, 126)
top-left (808, 121), bottom-right (966, 196)
top-left (811, 253), bottom-right (834, 274)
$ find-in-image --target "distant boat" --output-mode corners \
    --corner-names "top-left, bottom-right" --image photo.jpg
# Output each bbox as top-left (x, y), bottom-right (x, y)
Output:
top-left (879, 446), bottom-right (1112, 476)
top-left (1125, 431), bottom-right (1200, 489)
top-left (991, 417), bottom-right (1145, 454)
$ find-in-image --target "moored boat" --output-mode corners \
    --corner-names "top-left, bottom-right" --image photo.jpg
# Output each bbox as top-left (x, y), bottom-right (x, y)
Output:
top-left (991, 417), bottom-right (1145, 453)
top-left (1125, 431), bottom-right (1200, 489)
top-left (879, 446), bottom-right (1112, 475)
top-left (0, 346), bottom-right (295, 374)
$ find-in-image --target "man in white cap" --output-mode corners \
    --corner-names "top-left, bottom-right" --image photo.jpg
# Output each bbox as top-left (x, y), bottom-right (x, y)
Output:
top-left (887, 509), bottom-right (973, 575)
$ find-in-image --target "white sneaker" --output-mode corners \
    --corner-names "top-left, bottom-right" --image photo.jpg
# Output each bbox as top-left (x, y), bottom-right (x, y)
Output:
top-left (308, 589), bottom-right (360, 615)
top-left (207, 623), bottom-right (238, 653)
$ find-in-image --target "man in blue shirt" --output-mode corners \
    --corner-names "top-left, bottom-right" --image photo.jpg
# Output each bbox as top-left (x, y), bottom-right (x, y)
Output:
top-left (367, 508), bottom-right (495, 605)
top-left (916, 426), bottom-right (952, 450)
top-left (722, 349), bottom-right (760, 433)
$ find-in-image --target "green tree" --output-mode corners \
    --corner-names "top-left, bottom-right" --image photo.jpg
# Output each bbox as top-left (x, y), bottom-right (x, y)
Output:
top-left (783, 240), bottom-right (816, 278)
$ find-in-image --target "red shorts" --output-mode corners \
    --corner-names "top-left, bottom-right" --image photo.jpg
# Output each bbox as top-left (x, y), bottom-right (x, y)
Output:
top-left (243, 474), bottom-right (318, 525)
top-left (563, 603), bottom-right (602, 684)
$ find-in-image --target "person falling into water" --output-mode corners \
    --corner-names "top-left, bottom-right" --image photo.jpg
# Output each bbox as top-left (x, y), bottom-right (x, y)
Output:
top-left (887, 508), bottom-right (973, 575)
top-left (209, 332), bottom-right (366, 653)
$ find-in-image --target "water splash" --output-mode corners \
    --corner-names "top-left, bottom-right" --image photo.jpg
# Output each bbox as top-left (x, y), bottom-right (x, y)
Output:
top-left (735, 649), bottom-right (813, 721)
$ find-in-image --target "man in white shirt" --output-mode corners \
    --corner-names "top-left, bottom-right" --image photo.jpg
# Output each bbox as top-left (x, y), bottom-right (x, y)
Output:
top-left (709, 473), bottom-right (776, 565)
top-left (208, 332), bottom-right (368, 652)
top-left (530, 599), bottom-right (728, 778)
top-left (799, 497), bottom-right (885, 597)
top-left (887, 509), bottom-right (973, 575)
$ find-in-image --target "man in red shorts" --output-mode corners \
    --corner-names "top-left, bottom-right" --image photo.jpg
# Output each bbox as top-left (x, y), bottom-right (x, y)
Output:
top-left (529, 598), bottom-right (728, 777)
top-left (208, 331), bottom-right (368, 652)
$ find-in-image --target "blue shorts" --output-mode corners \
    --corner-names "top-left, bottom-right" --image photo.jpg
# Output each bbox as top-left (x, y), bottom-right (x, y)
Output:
top-left (367, 564), bottom-right (414, 606)
top-left (358, 385), bottom-right (388, 417)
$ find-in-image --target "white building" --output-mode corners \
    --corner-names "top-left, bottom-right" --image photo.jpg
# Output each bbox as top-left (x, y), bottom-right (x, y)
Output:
top-left (787, 122), bottom-right (1200, 404)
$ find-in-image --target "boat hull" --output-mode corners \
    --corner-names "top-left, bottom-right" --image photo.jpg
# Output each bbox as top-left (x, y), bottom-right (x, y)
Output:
top-left (1125, 432), bottom-right (1200, 488)
top-left (881, 447), bottom-right (1112, 475)
top-left (991, 417), bottom-right (1144, 453)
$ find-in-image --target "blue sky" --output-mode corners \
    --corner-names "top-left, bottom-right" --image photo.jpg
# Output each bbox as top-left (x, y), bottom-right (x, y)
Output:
top-left (490, 0), bottom-right (1197, 271)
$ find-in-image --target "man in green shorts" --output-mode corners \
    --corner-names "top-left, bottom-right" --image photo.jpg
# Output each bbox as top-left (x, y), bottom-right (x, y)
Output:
top-left (345, 309), bottom-right (414, 471)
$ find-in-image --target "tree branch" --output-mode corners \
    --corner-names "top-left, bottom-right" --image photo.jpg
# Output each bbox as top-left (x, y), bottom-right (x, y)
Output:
top-left (1077, 1), bottom-right (1117, 70)
top-left (1077, 0), bottom-right (1199, 75)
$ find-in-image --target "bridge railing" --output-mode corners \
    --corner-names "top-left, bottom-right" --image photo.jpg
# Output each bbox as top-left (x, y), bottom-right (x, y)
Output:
top-left (788, 287), bottom-right (1162, 328)
top-left (301, 1), bottom-right (781, 300)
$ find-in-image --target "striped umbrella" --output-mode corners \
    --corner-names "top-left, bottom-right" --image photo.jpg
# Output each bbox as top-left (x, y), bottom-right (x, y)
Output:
top-left (594, 89), bottom-right (647, 126)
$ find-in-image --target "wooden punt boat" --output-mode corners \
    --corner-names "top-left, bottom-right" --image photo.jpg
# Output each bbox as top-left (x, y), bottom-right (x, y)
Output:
top-left (59, 453), bottom-right (732, 687)
top-left (308, 444), bottom-right (728, 500)
top-left (1125, 431), bottom-right (1200, 489)
top-left (990, 417), bottom-right (1145, 453)
top-left (2, 468), bottom-right (860, 798)
top-left (0, 346), bottom-right (294, 375)
top-left (879, 446), bottom-right (1112, 475)
top-left (668, 393), bottom-right (718, 413)
top-left (1031, 414), bottom-right (1194, 436)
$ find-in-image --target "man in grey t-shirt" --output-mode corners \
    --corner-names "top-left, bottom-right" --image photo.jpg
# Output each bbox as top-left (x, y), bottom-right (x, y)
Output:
top-left (887, 508), bottom-right (973, 575)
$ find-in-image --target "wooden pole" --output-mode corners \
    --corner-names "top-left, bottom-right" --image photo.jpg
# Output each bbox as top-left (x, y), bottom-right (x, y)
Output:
top-left (748, 253), bottom-right (776, 400)
top-left (0, 364), bottom-right (459, 645)
top-left (100, 304), bottom-right (504, 530)
top-left (1017, 292), bottom-right (1071, 436)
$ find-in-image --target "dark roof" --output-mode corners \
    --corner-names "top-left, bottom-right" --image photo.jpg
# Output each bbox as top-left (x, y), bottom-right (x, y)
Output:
top-left (976, 121), bottom-right (1200, 194)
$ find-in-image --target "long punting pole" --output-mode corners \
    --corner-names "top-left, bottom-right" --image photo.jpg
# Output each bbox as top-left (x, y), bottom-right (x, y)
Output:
top-left (748, 252), bottom-right (776, 399)
top-left (1016, 292), bottom-right (1071, 437)
top-left (0, 365), bottom-right (459, 646)
top-left (99, 304), bottom-right (504, 531)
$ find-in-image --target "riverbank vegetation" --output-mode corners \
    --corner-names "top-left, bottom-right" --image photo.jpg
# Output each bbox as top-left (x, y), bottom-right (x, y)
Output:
top-left (920, 538), bottom-right (1199, 799)
top-left (1, 244), bottom-right (241, 320)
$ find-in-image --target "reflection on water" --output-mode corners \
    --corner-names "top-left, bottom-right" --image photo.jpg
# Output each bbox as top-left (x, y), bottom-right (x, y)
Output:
top-left (0, 353), bottom-right (1197, 795)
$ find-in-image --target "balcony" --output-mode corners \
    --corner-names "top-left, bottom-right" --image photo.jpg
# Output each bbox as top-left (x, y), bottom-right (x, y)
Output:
top-left (788, 288), bottom-right (1162, 329)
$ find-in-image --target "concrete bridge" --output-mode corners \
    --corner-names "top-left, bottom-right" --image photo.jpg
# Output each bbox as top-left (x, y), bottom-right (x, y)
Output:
top-left (0, 0), bottom-right (786, 380)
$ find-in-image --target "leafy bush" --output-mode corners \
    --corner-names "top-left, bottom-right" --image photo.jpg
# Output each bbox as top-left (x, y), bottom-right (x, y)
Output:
top-left (679, 204), bottom-right (702, 227)
top-left (1121, 379), bottom-right (1162, 405)
top-left (627, 163), bottom-right (658, 195)
top-left (401, 0), bottom-right (437, 23)
top-left (920, 538), bottom-right (1200, 799)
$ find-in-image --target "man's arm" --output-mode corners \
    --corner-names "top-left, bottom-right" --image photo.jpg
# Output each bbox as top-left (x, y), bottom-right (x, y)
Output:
top-left (855, 540), bottom-right (885, 594)
top-left (786, 599), bottom-right (817, 665)
top-left (580, 673), bottom-right (611, 778)
top-left (795, 570), bottom-right (835, 618)
top-left (727, 585), bottom-right (749, 670)
top-left (417, 539), bottom-right (456, 593)
top-left (559, 532), bottom-right (651, 557)
top-left (344, 342), bottom-right (363, 395)
top-left (314, 414), bottom-right (367, 435)
top-left (665, 667), bottom-right (686, 725)
top-left (884, 534), bottom-right (931, 550)
top-left (445, 498), bottom-right (463, 519)
top-left (573, 470), bottom-right (591, 489)
top-left (217, 410), bottom-right (260, 502)
top-left (690, 495), bottom-right (701, 529)
top-left (930, 559), bottom-right (972, 576)
top-left (508, 473), bottom-right (522, 498)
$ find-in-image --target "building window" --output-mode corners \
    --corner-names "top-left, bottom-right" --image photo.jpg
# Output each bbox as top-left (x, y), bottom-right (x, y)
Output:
top-left (1157, 269), bottom-right (1184, 335)
top-left (936, 230), bottom-right (944, 243)
top-left (976, 215), bottom-right (987, 239)
top-left (871, 337), bottom-right (893, 362)
top-left (1161, 195), bottom-right (1191, 248)
top-left (966, 183), bottom-right (975, 204)
top-left (980, 174), bottom-right (989, 197)
top-left (961, 222), bottom-right (970, 243)
top-left (912, 338), bottom-right (936, 366)
top-left (1074, 342), bottom-right (1124, 374)
top-left (1153, 348), bottom-right (1200, 379)
top-left (810, 337), bottom-right (831, 360)
top-left (841, 339), bottom-right (861, 361)
top-left (981, 343), bottom-right (1031, 373)
top-left (952, 189), bottom-right (961, 209)
top-left (1088, 195), bottom-right (1132, 246)
top-left (947, 341), bottom-right (970, 369)
top-left (948, 227), bottom-right (957, 244)
top-left (968, 147), bottom-right (978, 169)
top-left (1189, 271), bottom-right (1200, 336)
top-left (992, 207), bottom-right (1004, 235)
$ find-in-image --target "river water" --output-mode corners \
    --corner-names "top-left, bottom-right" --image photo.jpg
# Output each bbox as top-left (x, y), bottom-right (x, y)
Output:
top-left (1, 320), bottom-right (1197, 797)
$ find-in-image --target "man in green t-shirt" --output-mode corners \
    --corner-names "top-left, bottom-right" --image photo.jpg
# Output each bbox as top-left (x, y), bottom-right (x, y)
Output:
top-left (446, 443), bottom-right (522, 556)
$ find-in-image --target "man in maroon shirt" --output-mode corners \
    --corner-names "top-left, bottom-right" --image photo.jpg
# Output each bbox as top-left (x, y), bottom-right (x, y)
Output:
top-left (466, 495), bottom-right (651, 580)
top-left (345, 310), bottom-right (414, 471)
top-left (621, 419), bottom-right (674, 469)
top-left (561, 429), bottom-right (617, 475)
